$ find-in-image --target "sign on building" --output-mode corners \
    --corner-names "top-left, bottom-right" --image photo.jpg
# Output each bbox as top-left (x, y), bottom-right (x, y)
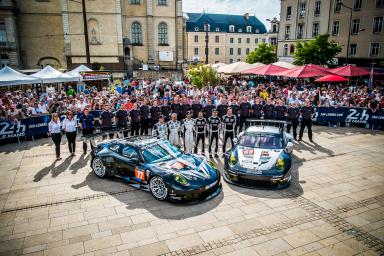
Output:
top-left (159, 51), bottom-right (174, 62)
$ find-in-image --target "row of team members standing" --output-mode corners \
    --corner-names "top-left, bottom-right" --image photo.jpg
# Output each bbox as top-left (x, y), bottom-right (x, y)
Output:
top-left (152, 108), bottom-right (237, 158)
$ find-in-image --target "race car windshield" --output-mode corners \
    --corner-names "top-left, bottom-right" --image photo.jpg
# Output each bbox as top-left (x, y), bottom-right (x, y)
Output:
top-left (142, 141), bottom-right (182, 163)
top-left (239, 133), bottom-right (283, 149)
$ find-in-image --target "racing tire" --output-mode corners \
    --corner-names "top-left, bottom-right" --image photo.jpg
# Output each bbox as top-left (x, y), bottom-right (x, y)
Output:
top-left (92, 157), bottom-right (107, 178)
top-left (149, 176), bottom-right (169, 201)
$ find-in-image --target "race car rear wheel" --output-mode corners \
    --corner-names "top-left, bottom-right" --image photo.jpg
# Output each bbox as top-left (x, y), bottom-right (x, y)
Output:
top-left (92, 157), bottom-right (106, 178)
top-left (149, 176), bottom-right (169, 201)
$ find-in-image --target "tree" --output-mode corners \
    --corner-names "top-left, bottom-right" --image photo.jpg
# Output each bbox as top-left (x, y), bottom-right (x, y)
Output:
top-left (246, 43), bottom-right (277, 64)
top-left (294, 34), bottom-right (342, 66)
top-left (186, 64), bottom-right (220, 89)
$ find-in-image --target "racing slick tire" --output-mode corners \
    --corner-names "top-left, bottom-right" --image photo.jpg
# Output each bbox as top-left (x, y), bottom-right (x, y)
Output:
top-left (92, 157), bottom-right (107, 178)
top-left (149, 176), bottom-right (169, 201)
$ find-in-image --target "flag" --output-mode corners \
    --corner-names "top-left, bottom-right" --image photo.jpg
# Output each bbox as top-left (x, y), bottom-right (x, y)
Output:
top-left (368, 67), bottom-right (374, 89)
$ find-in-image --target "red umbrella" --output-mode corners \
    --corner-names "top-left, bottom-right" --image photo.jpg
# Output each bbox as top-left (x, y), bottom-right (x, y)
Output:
top-left (330, 65), bottom-right (370, 77)
top-left (315, 75), bottom-right (348, 82)
top-left (241, 64), bottom-right (289, 76)
top-left (274, 64), bottom-right (332, 78)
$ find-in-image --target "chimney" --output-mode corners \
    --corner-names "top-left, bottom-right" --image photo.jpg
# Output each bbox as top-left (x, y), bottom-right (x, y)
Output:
top-left (244, 13), bottom-right (249, 20)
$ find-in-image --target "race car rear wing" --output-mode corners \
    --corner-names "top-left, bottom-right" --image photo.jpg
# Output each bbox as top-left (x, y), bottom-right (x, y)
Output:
top-left (245, 119), bottom-right (287, 132)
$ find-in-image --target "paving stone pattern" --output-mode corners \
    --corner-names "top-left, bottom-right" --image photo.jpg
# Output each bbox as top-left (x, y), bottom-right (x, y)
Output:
top-left (0, 126), bottom-right (383, 256)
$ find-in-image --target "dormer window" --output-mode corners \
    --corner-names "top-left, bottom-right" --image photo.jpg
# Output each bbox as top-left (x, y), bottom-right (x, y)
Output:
top-left (204, 24), bottom-right (210, 31)
top-left (255, 29), bottom-right (260, 33)
top-left (246, 26), bottom-right (252, 33)
top-left (215, 27), bottom-right (220, 32)
top-left (194, 27), bottom-right (199, 32)
top-left (238, 28), bottom-right (242, 32)
top-left (229, 25), bottom-right (235, 32)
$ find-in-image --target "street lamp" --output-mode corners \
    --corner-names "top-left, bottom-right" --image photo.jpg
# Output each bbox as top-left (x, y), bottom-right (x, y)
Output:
top-left (339, 2), bottom-right (352, 65)
top-left (204, 20), bottom-right (209, 64)
top-left (266, 18), bottom-right (279, 60)
top-left (69, 0), bottom-right (91, 67)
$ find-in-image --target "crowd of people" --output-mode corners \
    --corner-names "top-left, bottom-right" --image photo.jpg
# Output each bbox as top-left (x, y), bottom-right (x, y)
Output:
top-left (0, 77), bottom-right (383, 159)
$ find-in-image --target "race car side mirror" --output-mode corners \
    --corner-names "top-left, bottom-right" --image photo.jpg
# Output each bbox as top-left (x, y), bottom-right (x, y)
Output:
top-left (285, 142), bottom-right (293, 154)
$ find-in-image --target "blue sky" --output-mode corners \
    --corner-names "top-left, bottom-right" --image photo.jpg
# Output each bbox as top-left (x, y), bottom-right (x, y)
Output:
top-left (182, 0), bottom-right (280, 27)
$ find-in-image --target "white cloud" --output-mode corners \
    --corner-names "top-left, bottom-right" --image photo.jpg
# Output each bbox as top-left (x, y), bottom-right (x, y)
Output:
top-left (182, 0), bottom-right (280, 27)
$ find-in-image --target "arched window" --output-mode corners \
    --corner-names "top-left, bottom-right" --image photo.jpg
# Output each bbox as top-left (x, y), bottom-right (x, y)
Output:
top-left (290, 44), bottom-right (295, 54)
top-left (284, 44), bottom-right (289, 56)
top-left (229, 25), bottom-right (235, 32)
top-left (88, 19), bottom-right (101, 45)
top-left (131, 22), bottom-right (142, 45)
top-left (246, 26), bottom-right (252, 33)
top-left (158, 22), bottom-right (168, 45)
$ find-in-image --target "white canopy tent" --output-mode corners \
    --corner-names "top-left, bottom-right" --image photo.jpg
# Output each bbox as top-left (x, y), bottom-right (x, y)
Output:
top-left (273, 61), bottom-right (297, 69)
top-left (67, 64), bottom-right (93, 77)
top-left (217, 62), bottom-right (258, 74)
top-left (211, 62), bottom-right (227, 69)
top-left (0, 66), bottom-right (42, 86)
top-left (31, 65), bottom-right (80, 83)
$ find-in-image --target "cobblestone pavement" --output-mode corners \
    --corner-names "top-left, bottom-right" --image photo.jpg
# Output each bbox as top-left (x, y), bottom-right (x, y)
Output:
top-left (0, 126), bottom-right (383, 256)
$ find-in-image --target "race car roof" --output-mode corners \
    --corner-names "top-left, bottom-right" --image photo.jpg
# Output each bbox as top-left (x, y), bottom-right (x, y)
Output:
top-left (246, 126), bottom-right (281, 134)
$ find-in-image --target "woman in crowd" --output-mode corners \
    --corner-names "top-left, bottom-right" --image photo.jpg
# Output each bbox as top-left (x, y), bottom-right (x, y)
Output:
top-left (48, 113), bottom-right (62, 160)
top-left (62, 111), bottom-right (77, 156)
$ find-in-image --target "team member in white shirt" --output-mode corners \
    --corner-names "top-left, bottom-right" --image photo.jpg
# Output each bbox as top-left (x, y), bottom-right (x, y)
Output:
top-left (48, 113), bottom-right (62, 160)
top-left (62, 111), bottom-right (77, 156)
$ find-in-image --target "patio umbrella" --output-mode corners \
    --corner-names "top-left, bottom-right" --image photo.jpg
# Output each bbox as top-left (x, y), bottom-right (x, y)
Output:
top-left (272, 61), bottom-right (297, 69)
top-left (275, 64), bottom-right (332, 78)
top-left (241, 64), bottom-right (289, 76)
top-left (330, 65), bottom-right (370, 77)
top-left (217, 62), bottom-right (257, 74)
top-left (315, 75), bottom-right (348, 82)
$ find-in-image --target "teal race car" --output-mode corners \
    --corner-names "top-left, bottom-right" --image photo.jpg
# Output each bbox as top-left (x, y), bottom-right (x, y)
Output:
top-left (91, 137), bottom-right (221, 201)
top-left (224, 121), bottom-right (294, 188)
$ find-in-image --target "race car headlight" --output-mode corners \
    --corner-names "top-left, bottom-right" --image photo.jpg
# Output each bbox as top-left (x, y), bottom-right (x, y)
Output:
top-left (173, 173), bottom-right (189, 186)
top-left (229, 152), bottom-right (237, 166)
top-left (275, 158), bottom-right (285, 170)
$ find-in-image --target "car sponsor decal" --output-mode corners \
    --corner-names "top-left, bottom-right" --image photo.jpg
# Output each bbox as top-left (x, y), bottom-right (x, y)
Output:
top-left (242, 149), bottom-right (254, 155)
top-left (135, 167), bottom-right (146, 180)
top-left (171, 162), bottom-right (186, 169)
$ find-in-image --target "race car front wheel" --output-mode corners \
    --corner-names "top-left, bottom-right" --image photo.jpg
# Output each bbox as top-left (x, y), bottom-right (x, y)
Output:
top-left (149, 176), bottom-right (169, 201)
top-left (92, 157), bottom-right (107, 178)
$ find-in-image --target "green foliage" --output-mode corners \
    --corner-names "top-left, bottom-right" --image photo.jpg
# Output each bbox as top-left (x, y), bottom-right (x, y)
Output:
top-left (294, 34), bottom-right (342, 66)
top-left (186, 64), bottom-right (220, 89)
top-left (246, 43), bottom-right (277, 64)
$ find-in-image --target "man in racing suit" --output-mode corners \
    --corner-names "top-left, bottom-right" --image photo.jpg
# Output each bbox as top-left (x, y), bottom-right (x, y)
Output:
top-left (194, 111), bottom-right (207, 155)
top-left (152, 115), bottom-right (168, 139)
top-left (167, 113), bottom-right (181, 146)
top-left (182, 111), bottom-right (195, 154)
top-left (222, 108), bottom-right (237, 156)
top-left (208, 109), bottom-right (221, 158)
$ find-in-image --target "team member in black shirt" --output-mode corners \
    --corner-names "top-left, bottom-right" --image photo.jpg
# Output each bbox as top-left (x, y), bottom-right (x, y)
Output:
top-left (194, 111), bottom-right (207, 155)
top-left (115, 108), bottom-right (128, 137)
top-left (263, 98), bottom-right (275, 120)
top-left (286, 102), bottom-right (300, 140)
top-left (161, 99), bottom-right (171, 122)
top-left (79, 107), bottom-right (94, 153)
top-left (203, 98), bottom-right (215, 119)
top-left (130, 103), bottom-right (141, 136)
top-left (222, 108), bottom-right (237, 156)
top-left (150, 100), bottom-right (161, 129)
top-left (191, 98), bottom-right (202, 118)
top-left (239, 97), bottom-right (251, 132)
top-left (275, 99), bottom-right (287, 120)
top-left (208, 110), bottom-right (221, 158)
top-left (251, 97), bottom-right (263, 119)
top-left (217, 98), bottom-right (229, 118)
top-left (181, 98), bottom-right (191, 120)
top-left (140, 99), bottom-right (150, 135)
top-left (171, 97), bottom-right (182, 121)
top-left (299, 99), bottom-right (315, 142)
top-left (99, 104), bottom-right (114, 140)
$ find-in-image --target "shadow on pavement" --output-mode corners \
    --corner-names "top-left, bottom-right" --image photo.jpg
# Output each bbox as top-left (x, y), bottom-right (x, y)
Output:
top-left (34, 156), bottom-right (74, 182)
top-left (71, 168), bottom-right (224, 220)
